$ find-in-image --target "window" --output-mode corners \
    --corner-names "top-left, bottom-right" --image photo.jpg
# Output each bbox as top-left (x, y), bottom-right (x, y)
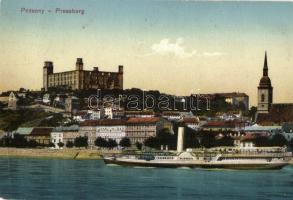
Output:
top-left (261, 94), bottom-right (265, 102)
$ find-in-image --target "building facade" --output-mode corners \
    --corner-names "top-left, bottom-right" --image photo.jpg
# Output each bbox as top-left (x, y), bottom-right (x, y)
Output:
top-left (43, 58), bottom-right (123, 91)
top-left (51, 125), bottom-right (80, 148)
top-left (26, 127), bottom-right (53, 145)
top-left (182, 117), bottom-right (200, 130)
top-left (79, 120), bottom-right (126, 147)
top-left (95, 120), bottom-right (126, 144)
top-left (79, 123), bottom-right (96, 147)
top-left (50, 131), bottom-right (63, 148)
top-left (126, 117), bottom-right (173, 144)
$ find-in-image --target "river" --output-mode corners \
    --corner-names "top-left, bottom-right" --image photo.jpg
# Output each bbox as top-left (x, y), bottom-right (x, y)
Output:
top-left (0, 157), bottom-right (293, 200)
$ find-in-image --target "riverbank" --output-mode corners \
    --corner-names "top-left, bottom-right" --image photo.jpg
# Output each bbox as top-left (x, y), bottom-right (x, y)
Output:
top-left (0, 148), bottom-right (120, 160)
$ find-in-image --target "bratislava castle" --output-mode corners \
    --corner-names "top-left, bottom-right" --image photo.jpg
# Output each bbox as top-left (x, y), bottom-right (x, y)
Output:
top-left (43, 58), bottom-right (123, 91)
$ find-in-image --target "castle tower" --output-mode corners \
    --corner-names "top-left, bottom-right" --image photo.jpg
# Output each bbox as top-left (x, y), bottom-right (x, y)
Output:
top-left (75, 58), bottom-right (84, 90)
top-left (76, 58), bottom-right (84, 70)
top-left (117, 65), bottom-right (123, 89)
top-left (257, 52), bottom-right (273, 114)
top-left (43, 61), bottom-right (54, 91)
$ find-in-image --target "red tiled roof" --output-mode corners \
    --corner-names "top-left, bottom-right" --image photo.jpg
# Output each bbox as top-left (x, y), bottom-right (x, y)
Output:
top-left (125, 110), bottom-right (155, 115)
top-left (257, 104), bottom-right (293, 125)
top-left (162, 111), bottom-right (181, 116)
top-left (30, 127), bottom-right (53, 136)
top-left (80, 119), bottom-right (126, 126)
top-left (74, 111), bottom-right (88, 116)
top-left (126, 117), bottom-right (160, 124)
top-left (240, 134), bottom-right (257, 142)
top-left (183, 117), bottom-right (199, 124)
top-left (202, 121), bottom-right (236, 128)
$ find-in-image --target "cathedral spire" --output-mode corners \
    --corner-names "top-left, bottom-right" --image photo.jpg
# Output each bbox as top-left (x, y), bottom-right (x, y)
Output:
top-left (257, 51), bottom-right (273, 114)
top-left (263, 51), bottom-right (268, 76)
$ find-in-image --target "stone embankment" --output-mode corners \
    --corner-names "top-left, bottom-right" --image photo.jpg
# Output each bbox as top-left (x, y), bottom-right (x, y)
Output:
top-left (0, 148), bottom-right (121, 160)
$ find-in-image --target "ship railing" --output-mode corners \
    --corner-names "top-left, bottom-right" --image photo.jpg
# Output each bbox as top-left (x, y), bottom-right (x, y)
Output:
top-left (221, 152), bottom-right (292, 158)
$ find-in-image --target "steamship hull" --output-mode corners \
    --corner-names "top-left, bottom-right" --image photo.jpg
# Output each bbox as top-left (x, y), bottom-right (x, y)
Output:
top-left (103, 157), bottom-right (289, 170)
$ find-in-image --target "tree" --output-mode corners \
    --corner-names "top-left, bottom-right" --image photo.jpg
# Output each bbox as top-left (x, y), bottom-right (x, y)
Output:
top-left (157, 128), bottom-right (176, 148)
top-left (0, 136), bottom-right (11, 147)
top-left (10, 134), bottom-right (27, 148)
top-left (254, 136), bottom-right (271, 147)
top-left (288, 139), bottom-right (293, 148)
top-left (48, 142), bottom-right (55, 148)
top-left (200, 133), bottom-right (216, 148)
top-left (107, 139), bottom-right (118, 148)
top-left (271, 134), bottom-right (287, 147)
top-left (249, 106), bottom-right (257, 121)
top-left (95, 137), bottom-right (108, 147)
top-left (216, 136), bottom-right (234, 147)
top-left (119, 137), bottom-right (131, 148)
top-left (27, 140), bottom-right (38, 148)
top-left (74, 136), bottom-right (88, 148)
top-left (144, 137), bottom-right (160, 149)
top-left (184, 127), bottom-right (200, 149)
top-left (135, 142), bottom-right (142, 150)
top-left (66, 141), bottom-right (74, 148)
top-left (39, 113), bottom-right (65, 127)
top-left (58, 142), bottom-right (64, 148)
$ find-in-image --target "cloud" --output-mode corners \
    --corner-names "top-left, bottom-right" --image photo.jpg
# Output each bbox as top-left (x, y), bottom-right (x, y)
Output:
top-left (151, 38), bottom-right (197, 58)
top-left (144, 38), bottom-right (225, 58)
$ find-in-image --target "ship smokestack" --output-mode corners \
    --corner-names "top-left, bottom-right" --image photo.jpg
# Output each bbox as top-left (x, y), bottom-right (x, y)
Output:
top-left (177, 127), bottom-right (185, 152)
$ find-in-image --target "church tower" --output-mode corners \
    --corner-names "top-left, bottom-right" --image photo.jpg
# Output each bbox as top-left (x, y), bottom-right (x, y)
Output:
top-left (257, 52), bottom-right (273, 114)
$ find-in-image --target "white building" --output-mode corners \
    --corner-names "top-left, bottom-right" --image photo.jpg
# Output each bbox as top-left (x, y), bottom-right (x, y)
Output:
top-left (103, 107), bottom-right (113, 119)
top-left (42, 93), bottom-right (51, 104)
top-left (8, 92), bottom-right (18, 110)
top-left (50, 131), bottom-right (63, 148)
top-left (86, 107), bottom-right (113, 120)
top-left (88, 110), bottom-right (103, 120)
top-left (50, 125), bottom-right (80, 148)
top-left (182, 117), bottom-right (200, 130)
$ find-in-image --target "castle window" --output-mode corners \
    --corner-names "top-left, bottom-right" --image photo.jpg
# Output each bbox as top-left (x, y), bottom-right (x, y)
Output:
top-left (261, 94), bottom-right (265, 102)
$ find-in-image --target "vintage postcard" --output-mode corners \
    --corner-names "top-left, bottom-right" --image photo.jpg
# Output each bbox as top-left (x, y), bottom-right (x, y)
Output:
top-left (0, 0), bottom-right (293, 199)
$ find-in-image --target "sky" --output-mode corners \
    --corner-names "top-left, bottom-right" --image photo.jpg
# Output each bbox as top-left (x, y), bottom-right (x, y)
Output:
top-left (0, 0), bottom-right (293, 106)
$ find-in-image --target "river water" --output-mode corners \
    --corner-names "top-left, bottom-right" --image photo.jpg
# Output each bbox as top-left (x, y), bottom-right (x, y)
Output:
top-left (0, 157), bottom-right (293, 200)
